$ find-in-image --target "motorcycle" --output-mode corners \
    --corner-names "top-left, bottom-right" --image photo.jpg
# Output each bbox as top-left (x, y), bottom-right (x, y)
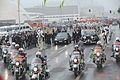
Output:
top-left (94, 52), bottom-right (103, 69)
top-left (69, 51), bottom-right (84, 77)
top-left (2, 49), bottom-right (11, 64)
top-left (11, 56), bottom-right (27, 80)
top-left (91, 47), bottom-right (106, 69)
top-left (112, 43), bottom-right (120, 62)
top-left (113, 47), bottom-right (120, 62)
top-left (29, 58), bottom-right (50, 80)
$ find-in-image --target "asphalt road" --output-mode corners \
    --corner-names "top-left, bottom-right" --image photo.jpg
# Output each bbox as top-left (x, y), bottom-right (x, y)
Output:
top-left (0, 25), bottom-right (120, 80)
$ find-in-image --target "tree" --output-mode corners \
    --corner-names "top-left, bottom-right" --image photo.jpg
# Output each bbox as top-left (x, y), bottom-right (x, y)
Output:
top-left (118, 8), bottom-right (120, 13)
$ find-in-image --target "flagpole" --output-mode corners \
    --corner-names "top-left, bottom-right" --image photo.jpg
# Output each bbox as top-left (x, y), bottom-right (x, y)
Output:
top-left (60, 8), bottom-right (63, 25)
top-left (18, 0), bottom-right (21, 31)
top-left (77, 0), bottom-right (80, 18)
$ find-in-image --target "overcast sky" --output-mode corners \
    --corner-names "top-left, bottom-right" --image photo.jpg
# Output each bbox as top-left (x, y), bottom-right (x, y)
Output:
top-left (10, 0), bottom-right (120, 10)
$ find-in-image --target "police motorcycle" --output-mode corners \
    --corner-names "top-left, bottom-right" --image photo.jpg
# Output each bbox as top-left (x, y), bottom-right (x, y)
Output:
top-left (10, 55), bottom-right (27, 80)
top-left (112, 44), bottom-right (120, 62)
top-left (28, 58), bottom-right (50, 80)
top-left (111, 38), bottom-right (120, 62)
top-left (90, 47), bottom-right (106, 69)
top-left (2, 48), bottom-right (11, 64)
top-left (69, 51), bottom-right (84, 77)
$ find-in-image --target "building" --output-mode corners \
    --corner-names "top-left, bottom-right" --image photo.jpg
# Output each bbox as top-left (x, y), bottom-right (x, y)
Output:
top-left (24, 6), bottom-right (79, 22)
top-left (0, 0), bottom-right (30, 26)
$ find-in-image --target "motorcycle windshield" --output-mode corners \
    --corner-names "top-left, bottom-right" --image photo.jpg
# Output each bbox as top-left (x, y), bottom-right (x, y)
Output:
top-left (30, 58), bottom-right (42, 69)
top-left (71, 55), bottom-right (81, 60)
top-left (113, 45), bottom-right (120, 51)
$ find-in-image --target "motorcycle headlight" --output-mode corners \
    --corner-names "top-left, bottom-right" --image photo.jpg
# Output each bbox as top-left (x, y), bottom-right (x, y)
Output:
top-left (33, 67), bottom-right (38, 72)
top-left (74, 59), bottom-right (77, 63)
top-left (83, 36), bottom-right (86, 39)
top-left (10, 52), bottom-right (13, 54)
top-left (3, 51), bottom-right (7, 53)
top-left (115, 52), bottom-right (119, 55)
top-left (96, 52), bottom-right (100, 56)
top-left (16, 62), bottom-right (20, 66)
top-left (55, 39), bottom-right (57, 41)
top-left (73, 64), bottom-right (77, 68)
top-left (115, 48), bottom-right (119, 51)
top-left (64, 38), bottom-right (67, 40)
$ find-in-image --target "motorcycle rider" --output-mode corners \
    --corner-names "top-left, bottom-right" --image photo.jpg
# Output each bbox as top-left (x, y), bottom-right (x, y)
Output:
top-left (6, 41), bottom-right (10, 46)
top-left (9, 42), bottom-right (16, 50)
top-left (15, 44), bottom-right (20, 50)
top-left (17, 48), bottom-right (27, 57)
top-left (36, 51), bottom-right (46, 64)
top-left (16, 48), bottom-right (27, 68)
top-left (35, 51), bottom-right (49, 76)
top-left (69, 45), bottom-right (85, 71)
top-left (115, 37), bottom-right (120, 43)
top-left (90, 41), bottom-right (106, 63)
top-left (73, 45), bottom-right (81, 53)
top-left (111, 37), bottom-right (120, 57)
top-left (96, 41), bottom-right (103, 49)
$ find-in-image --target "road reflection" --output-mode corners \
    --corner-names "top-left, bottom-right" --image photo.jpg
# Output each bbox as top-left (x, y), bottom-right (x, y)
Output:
top-left (4, 69), bottom-right (8, 80)
top-left (55, 45), bottom-right (58, 50)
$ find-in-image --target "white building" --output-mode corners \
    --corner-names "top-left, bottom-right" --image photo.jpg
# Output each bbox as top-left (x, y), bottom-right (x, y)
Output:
top-left (0, 0), bottom-right (30, 26)
top-left (24, 6), bottom-right (79, 22)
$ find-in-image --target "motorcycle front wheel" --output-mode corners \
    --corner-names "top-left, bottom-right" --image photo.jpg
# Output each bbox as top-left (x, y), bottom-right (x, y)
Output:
top-left (3, 57), bottom-right (6, 64)
top-left (97, 64), bottom-right (102, 69)
top-left (74, 68), bottom-right (78, 77)
top-left (14, 72), bottom-right (19, 80)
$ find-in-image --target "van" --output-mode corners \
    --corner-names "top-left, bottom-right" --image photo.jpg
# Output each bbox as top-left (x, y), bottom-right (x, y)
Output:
top-left (11, 23), bottom-right (33, 33)
top-left (0, 23), bottom-right (33, 36)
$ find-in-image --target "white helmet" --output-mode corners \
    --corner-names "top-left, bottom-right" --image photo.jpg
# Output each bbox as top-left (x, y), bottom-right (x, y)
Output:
top-left (18, 48), bottom-right (24, 52)
top-left (97, 41), bottom-right (101, 45)
top-left (12, 42), bottom-right (16, 45)
top-left (74, 45), bottom-right (79, 48)
top-left (36, 51), bottom-right (42, 56)
top-left (116, 37), bottom-right (120, 41)
top-left (15, 44), bottom-right (19, 47)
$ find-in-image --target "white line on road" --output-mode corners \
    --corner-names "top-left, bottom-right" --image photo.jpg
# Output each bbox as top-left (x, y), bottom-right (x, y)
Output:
top-left (75, 72), bottom-right (83, 80)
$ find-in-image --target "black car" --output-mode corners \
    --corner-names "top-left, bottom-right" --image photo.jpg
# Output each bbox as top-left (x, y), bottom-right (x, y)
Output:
top-left (54, 32), bottom-right (71, 45)
top-left (81, 29), bottom-right (99, 44)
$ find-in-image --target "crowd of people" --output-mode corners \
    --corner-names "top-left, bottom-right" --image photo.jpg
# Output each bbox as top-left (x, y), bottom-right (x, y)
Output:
top-left (0, 31), bottom-right (38, 49)
top-left (0, 27), bottom-right (68, 49)
top-left (11, 31), bottom-right (38, 49)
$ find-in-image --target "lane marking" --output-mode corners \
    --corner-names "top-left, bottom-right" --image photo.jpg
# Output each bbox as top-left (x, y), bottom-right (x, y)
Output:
top-left (75, 72), bottom-right (83, 80)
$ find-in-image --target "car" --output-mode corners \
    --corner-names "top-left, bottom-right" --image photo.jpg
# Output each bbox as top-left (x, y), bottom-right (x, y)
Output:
top-left (81, 29), bottom-right (99, 44)
top-left (112, 21), bottom-right (118, 26)
top-left (54, 32), bottom-right (71, 45)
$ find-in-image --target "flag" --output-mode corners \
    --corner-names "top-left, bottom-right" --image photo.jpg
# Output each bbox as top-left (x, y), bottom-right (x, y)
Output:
top-left (44, 0), bottom-right (48, 6)
top-left (60, 0), bottom-right (65, 9)
top-left (18, 0), bottom-right (20, 8)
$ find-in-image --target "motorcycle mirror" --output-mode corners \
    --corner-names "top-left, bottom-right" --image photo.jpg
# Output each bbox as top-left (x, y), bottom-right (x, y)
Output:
top-left (91, 48), bottom-right (94, 51)
top-left (103, 49), bottom-right (105, 51)
top-left (44, 55), bottom-right (47, 58)
top-left (27, 66), bottom-right (29, 70)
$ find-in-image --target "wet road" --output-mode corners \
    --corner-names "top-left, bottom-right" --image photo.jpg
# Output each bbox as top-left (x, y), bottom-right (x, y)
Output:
top-left (0, 25), bottom-right (120, 80)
